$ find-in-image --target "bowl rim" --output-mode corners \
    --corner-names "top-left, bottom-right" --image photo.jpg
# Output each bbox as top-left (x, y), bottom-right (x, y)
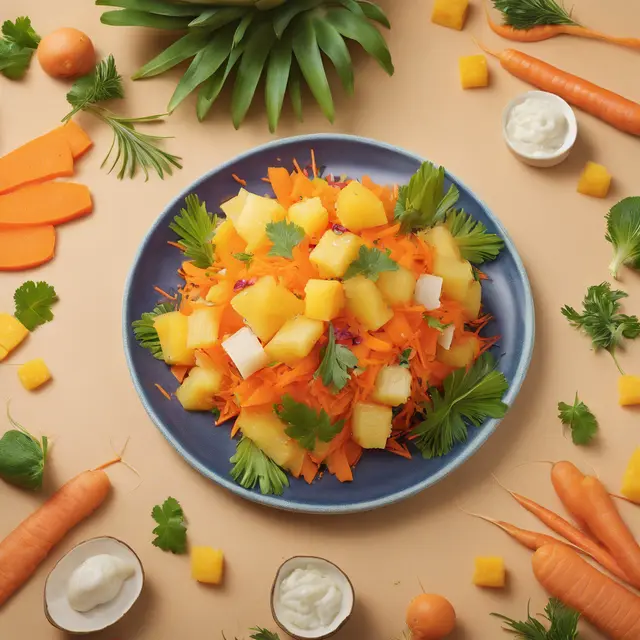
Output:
top-left (122, 133), bottom-right (535, 514)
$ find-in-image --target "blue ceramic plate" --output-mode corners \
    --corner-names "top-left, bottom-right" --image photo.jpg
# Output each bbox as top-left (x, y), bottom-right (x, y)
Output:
top-left (123, 134), bottom-right (534, 514)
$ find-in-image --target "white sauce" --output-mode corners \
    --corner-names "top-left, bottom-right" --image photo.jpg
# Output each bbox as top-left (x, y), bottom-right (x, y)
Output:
top-left (67, 554), bottom-right (135, 613)
top-left (506, 97), bottom-right (568, 158)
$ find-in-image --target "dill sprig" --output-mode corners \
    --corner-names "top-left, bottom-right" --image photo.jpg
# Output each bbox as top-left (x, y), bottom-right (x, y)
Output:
top-left (493, 0), bottom-right (578, 29)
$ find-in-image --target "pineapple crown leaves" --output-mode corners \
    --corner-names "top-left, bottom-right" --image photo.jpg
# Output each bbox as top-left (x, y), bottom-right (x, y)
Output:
top-left (97, 0), bottom-right (393, 132)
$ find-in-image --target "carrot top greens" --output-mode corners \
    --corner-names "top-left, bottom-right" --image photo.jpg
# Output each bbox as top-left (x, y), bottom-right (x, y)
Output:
top-left (493, 0), bottom-right (578, 29)
top-left (169, 194), bottom-right (217, 268)
top-left (132, 303), bottom-right (175, 360)
top-left (492, 597), bottom-right (580, 639)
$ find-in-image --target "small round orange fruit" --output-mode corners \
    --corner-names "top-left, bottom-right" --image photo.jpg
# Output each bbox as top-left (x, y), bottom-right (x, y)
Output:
top-left (37, 28), bottom-right (96, 79)
top-left (406, 593), bottom-right (456, 640)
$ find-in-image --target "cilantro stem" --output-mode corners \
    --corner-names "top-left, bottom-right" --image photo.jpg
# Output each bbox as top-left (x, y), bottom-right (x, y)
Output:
top-left (610, 349), bottom-right (625, 375)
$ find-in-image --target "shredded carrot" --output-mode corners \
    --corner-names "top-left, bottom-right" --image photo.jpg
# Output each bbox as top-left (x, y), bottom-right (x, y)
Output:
top-left (155, 384), bottom-right (172, 401)
top-left (232, 174), bottom-right (247, 186)
top-left (170, 365), bottom-right (190, 383)
top-left (310, 149), bottom-right (317, 178)
top-left (292, 158), bottom-right (303, 174)
top-left (154, 286), bottom-right (177, 301)
top-left (167, 240), bottom-right (184, 250)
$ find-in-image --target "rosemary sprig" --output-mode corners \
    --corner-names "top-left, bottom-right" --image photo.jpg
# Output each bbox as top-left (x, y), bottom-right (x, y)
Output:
top-left (493, 0), bottom-right (578, 29)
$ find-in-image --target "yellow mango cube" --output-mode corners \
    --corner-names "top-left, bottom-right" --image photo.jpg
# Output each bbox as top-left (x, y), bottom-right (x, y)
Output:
top-left (372, 366), bottom-right (412, 406)
top-left (288, 197), bottom-right (329, 241)
top-left (437, 335), bottom-right (480, 368)
top-left (309, 229), bottom-right (361, 278)
top-left (619, 375), bottom-right (640, 406)
top-left (0, 314), bottom-right (29, 362)
top-left (335, 181), bottom-right (387, 231)
top-left (432, 0), bottom-right (469, 30)
top-left (420, 225), bottom-right (460, 260)
top-left (220, 188), bottom-right (248, 225)
top-left (304, 280), bottom-right (345, 321)
top-left (265, 316), bottom-right (324, 365)
top-left (577, 162), bottom-right (612, 198)
top-left (175, 366), bottom-right (224, 411)
top-left (18, 358), bottom-right (52, 391)
top-left (187, 307), bottom-right (221, 350)
top-left (621, 448), bottom-right (640, 503)
top-left (376, 266), bottom-right (417, 306)
top-left (343, 276), bottom-right (394, 331)
top-left (154, 311), bottom-right (196, 366)
top-left (234, 193), bottom-right (286, 251)
top-left (473, 557), bottom-right (506, 588)
top-left (191, 546), bottom-right (224, 585)
top-left (213, 219), bottom-right (246, 255)
top-left (459, 55), bottom-right (489, 89)
top-left (462, 280), bottom-right (482, 320)
top-left (352, 402), bottom-right (393, 449)
top-left (432, 255), bottom-right (474, 303)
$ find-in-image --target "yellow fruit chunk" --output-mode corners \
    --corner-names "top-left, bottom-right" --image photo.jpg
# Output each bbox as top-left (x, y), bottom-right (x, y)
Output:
top-left (265, 316), bottom-right (324, 365)
top-left (420, 225), bottom-right (460, 260)
top-left (234, 193), bottom-right (286, 251)
top-left (191, 546), bottom-right (224, 585)
top-left (187, 307), bottom-right (221, 350)
top-left (288, 197), bottom-right (329, 241)
top-left (619, 375), bottom-right (640, 406)
top-left (335, 181), bottom-right (387, 231)
top-left (352, 402), bottom-right (393, 449)
top-left (459, 55), bottom-right (489, 89)
top-left (577, 162), bottom-right (612, 198)
top-left (304, 280), bottom-right (345, 321)
top-left (432, 0), bottom-right (469, 30)
top-left (343, 276), bottom-right (393, 331)
top-left (621, 448), bottom-right (640, 503)
top-left (309, 229), bottom-right (361, 278)
top-left (473, 557), bottom-right (506, 588)
top-left (154, 312), bottom-right (195, 366)
top-left (377, 266), bottom-right (417, 306)
top-left (372, 366), bottom-right (412, 406)
top-left (437, 335), bottom-right (480, 368)
top-left (18, 358), bottom-right (51, 391)
top-left (175, 366), bottom-right (223, 411)
top-left (462, 280), bottom-right (482, 320)
top-left (432, 255), bottom-right (474, 302)
top-left (0, 314), bottom-right (29, 362)
top-left (220, 188), bottom-right (248, 225)
top-left (213, 219), bottom-right (246, 255)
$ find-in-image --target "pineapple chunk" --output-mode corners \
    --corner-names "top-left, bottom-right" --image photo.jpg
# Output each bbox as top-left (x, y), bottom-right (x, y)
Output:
top-left (372, 366), bottom-right (412, 406)
top-left (18, 358), bottom-right (52, 391)
top-left (335, 181), bottom-right (387, 231)
top-left (432, 0), bottom-right (469, 30)
top-left (191, 547), bottom-right (224, 585)
top-left (222, 327), bottom-right (269, 379)
top-left (577, 162), bottom-right (612, 198)
top-left (288, 197), bottom-right (329, 241)
top-left (377, 267), bottom-right (417, 306)
top-left (265, 316), bottom-right (324, 365)
top-left (175, 366), bottom-right (223, 411)
top-left (459, 55), bottom-right (489, 89)
top-left (432, 255), bottom-right (474, 302)
top-left (220, 188), bottom-right (248, 225)
top-left (343, 276), bottom-right (393, 331)
top-left (304, 280), bottom-right (344, 321)
top-left (421, 225), bottom-right (461, 260)
top-left (187, 307), bottom-right (221, 350)
top-left (234, 193), bottom-right (286, 251)
top-left (473, 557), bottom-right (506, 588)
top-left (414, 274), bottom-right (443, 310)
top-left (462, 280), bottom-right (482, 320)
top-left (154, 312), bottom-right (196, 366)
top-left (206, 281), bottom-right (233, 305)
top-left (0, 314), bottom-right (29, 362)
top-left (437, 335), bottom-right (480, 368)
top-left (618, 375), bottom-right (640, 406)
top-left (309, 229), bottom-right (361, 278)
top-left (352, 402), bottom-right (393, 449)
top-left (621, 448), bottom-right (640, 503)
top-left (213, 219), bottom-right (246, 255)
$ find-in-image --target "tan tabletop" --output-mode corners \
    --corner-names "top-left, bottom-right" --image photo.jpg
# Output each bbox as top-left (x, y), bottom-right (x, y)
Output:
top-left (1, 1), bottom-right (639, 638)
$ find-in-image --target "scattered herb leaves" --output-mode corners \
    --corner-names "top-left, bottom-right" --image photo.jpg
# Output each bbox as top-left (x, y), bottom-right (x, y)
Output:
top-left (343, 246), bottom-right (398, 281)
top-left (151, 497), bottom-right (187, 554)
top-left (558, 394), bottom-right (598, 445)
top-left (492, 597), bottom-right (580, 639)
top-left (132, 302), bottom-right (175, 360)
top-left (605, 196), bottom-right (640, 279)
top-left (230, 437), bottom-right (289, 496)
top-left (0, 17), bottom-right (40, 79)
top-left (314, 324), bottom-right (358, 392)
top-left (13, 281), bottom-right (58, 331)
top-left (445, 210), bottom-right (504, 264)
top-left (265, 220), bottom-right (305, 259)
top-left (169, 194), bottom-right (217, 268)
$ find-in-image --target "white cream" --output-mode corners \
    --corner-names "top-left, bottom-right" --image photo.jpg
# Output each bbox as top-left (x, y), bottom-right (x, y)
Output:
top-left (506, 97), bottom-right (568, 158)
top-left (67, 554), bottom-right (135, 613)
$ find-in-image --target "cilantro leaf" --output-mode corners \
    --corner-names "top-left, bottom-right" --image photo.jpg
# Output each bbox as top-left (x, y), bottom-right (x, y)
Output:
top-left (132, 302), bottom-right (175, 360)
top-left (13, 281), bottom-right (58, 331)
top-left (424, 315), bottom-right (450, 332)
top-left (343, 246), bottom-right (399, 281)
top-left (275, 395), bottom-right (344, 451)
top-left (230, 437), bottom-right (289, 496)
top-left (558, 394), bottom-right (598, 445)
top-left (169, 194), bottom-right (217, 268)
top-left (445, 211), bottom-right (504, 264)
top-left (0, 17), bottom-right (40, 80)
top-left (250, 629), bottom-right (281, 640)
top-left (399, 348), bottom-right (413, 368)
top-left (605, 197), bottom-right (640, 279)
top-left (265, 220), bottom-right (305, 259)
top-left (314, 324), bottom-right (358, 392)
top-left (2, 17), bottom-right (40, 49)
top-left (151, 497), bottom-right (187, 553)
top-left (233, 252), bottom-right (254, 267)
top-left (412, 353), bottom-right (508, 458)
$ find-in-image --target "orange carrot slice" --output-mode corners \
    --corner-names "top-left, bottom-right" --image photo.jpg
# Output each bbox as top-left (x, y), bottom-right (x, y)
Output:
top-left (0, 226), bottom-right (56, 271)
top-left (56, 121), bottom-right (93, 159)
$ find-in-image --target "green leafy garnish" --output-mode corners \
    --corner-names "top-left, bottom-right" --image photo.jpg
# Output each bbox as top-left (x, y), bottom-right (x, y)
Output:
top-left (558, 394), bottom-right (598, 446)
top-left (394, 162), bottom-right (459, 234)
top-left (343, 246), bottom-right (398, 281)
top-left (275, 395), bottom-right (344, 451)
top-left (250, 629), bottom-right (281, 640)
top-left (424, 315), bottom-right (451, 332)
top-left (13, 281), bottom-right (58, 331)
top-left (412, 353), bottom-right (509, 458)
top-left (211, 407), bottom-right (221, 421)
top-left (169, 194), bottom-right (217, 268)
top-left (399, 348), bottom-right (413, 368)
top-left (0, 17), bottom-right (40, 79)
top-left (265, 220), bottom-right (305, 259)
top-left (493, 0), bottom-right (578, 30)
top-left (445, 211), bottom-right (504, 264)
top-left (151, 497), bottom-right (187, 554)
top-left (561, 282), bottom-right (640, 374)
top-left (492, 597), bottom-right (580, 639)
top-left (233, 252), bottom-right (254, 267)
top-left (605, 197), bottom-right (640, 279)
top-left (132, 303), bottom-right (174, 360)
top-left (230, 437), bottom-right (289, 496)
top-left (314, 324), bottom-right (358, 392)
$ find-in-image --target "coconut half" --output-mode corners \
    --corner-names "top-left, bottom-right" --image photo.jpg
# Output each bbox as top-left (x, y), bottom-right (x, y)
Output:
top-left (271, 556), bottom-right (354, 640)
top-left (44, 536), bottom-right (144, 635)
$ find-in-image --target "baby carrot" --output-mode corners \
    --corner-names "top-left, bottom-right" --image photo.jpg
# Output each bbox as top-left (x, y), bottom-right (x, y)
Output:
top-left (551, 461), bottom-right (588, 529)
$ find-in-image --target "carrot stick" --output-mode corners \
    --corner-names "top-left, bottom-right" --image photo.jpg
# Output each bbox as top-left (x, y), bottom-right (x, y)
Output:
top-left (0, 226), bottom-right (56, 271)
top-left (0, 470), bottom-right (111, 606)
top-left (154, 383), bottom-right (172, 401)
top-left (532, 544), bottom-right (640, 640)
top-left (551, 461), bottom-right (588, 529)
top-left (56, 121), bottom-right (93, 159)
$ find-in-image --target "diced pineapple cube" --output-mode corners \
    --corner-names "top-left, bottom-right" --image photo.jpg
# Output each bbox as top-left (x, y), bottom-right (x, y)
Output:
top-left (473, 557), bottom-right (506, 588)
top-left (17, 358), bottom-right (52, 391)
top-left (352, 402), bottom-right (393, 449)
top-left (206, 281), bottom-right (233, 305)
top-left (432, 255), bottom-right (474, 302)
top-left (577, 162), bottom-right (612, 198)
top-left (462, 280), bottom-right (482, 320)
top-left (213, 219), bottom-right (246, 255)
top-left (304, 280), bottom-right (345, 321)
top-left (335, 181), bottom-right (387, 231)
top-left (414, 274), bottom-right (444, 311)
top-left (437, 335), bottom-right (480, 368)
top-left (343, 276), bottom-right (394, 331)
top-left (621, 448), bottom-right (640, 503)
top-left (175, 366), bottom-right (224, 411)
top-left (220, 188), bottom-right (248, 225)
top-left (288, 197), bottom-right (329, 241)
top-left (438, 325), bottom-right (455, 350)
top-left (191, 546), bottom-right (224, 585)
top-left (187, 307), bottom-right (221, 350)
top-left (420, 225), bottom-right (461, 260)
top-left (0, 314), bottom-right (29, 362)
top-left (265, 316), bottom-right (324, 365)
top-left (619, 375), bottom-right (640, 406)
top-left (377, 267), bottom-right (417, 306)
top-left (372, 366), bottom-right (412, 406)
top-left (234, 193), bottom-right (286, 251)
top-left (309, 230), bottom-right (361, 278)
top-left (459, 55), bottom-right (489, 89)
top-left (432, 0), bottom-right (469, 30)
top-left (154, 312), bottom-right (196, 366)
top-left (222, 327), bottom-right (269, 379)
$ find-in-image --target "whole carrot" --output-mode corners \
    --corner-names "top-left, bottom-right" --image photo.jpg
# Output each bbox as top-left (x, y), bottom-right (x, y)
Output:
top-left (533, 544), bottom-right (640, 640)
top-left (551, 461), bottom-right (588, 529)
top-left (0, 469), bottom-right (111, 606)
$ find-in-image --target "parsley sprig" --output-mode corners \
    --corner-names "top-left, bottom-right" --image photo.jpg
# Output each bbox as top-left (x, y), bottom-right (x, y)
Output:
top-left (605, 197), bottom-right (640, 279)
top-left (492, 597), bottom-right (580, 639)
top-left (0, 17), bottom-right (40, 80)
top-left (132, 302), bottom-right (174, 359)
top-left (445, 210), bottom-right (504, 264)
top-left (558, 394), bottom-right (598, 446)
top-left (314, 324), bottom-right (358, 392)
top-left (266, 220), bottom-right (305, 259)
top-left (151, 497), bottom-right (187, 554)
top-left (230, 437), bottom-right (289, 496)
top-left (344, 246), bottom-right (398, 281)
top-left (13, 281), bottom-right (58, 331)
top-left (169, 194), bottom-right (217, 268)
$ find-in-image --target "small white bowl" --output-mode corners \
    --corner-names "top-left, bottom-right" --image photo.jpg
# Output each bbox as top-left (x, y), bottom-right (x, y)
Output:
top-left (502, 90), bottom-right (577, 168)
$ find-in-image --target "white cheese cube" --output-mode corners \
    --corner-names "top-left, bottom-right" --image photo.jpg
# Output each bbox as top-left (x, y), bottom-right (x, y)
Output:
top-left (222, 327), bottom-right (268, 379)
top-left (437, 324), bottom-right (455, 350)
top-left (414, 274), bottom-right (443, 310)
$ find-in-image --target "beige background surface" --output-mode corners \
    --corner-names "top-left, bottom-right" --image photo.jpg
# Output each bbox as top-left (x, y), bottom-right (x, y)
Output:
top-left (1, 1), bottom-right (639, 638)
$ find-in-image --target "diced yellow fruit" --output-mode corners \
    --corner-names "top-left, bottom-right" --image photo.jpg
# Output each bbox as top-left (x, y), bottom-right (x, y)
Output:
top-left (621, 448), bottom-right (640, 503)
top-left (304, 280), bottom-right (345, 321)
top-left (213, 219), bottom-right (246, 255)
top-left (420, 225), bottom-right (461, 260)
top-left (17, 358), bottom-right (51, 391)
top-left (376, 266), bottom-right (417, 306)
top-left (459, 55), bottom-right (489, 89)
top-left (462, 280), bottom-right (482, 320)
top-left (343, 276), bottom-right (394, 331)
top-left (187, 307), bottom-right (221, 350)
top-left (265, 316), bottom-right (324, 365)
top-left (206, 281), bottom-right (232, 305)
top-left (234, 193), bottom-right (286, 251)
top-left (473, 557), bottom-right (506, 588)
top-left (335, 181), bottom-right (387, 231)
top-left (191, 547), bottom-right (224, 585)
top-left (309, 230), bottom-right (361, 278)
top-left (437, 335), bottom-right (480, 368)
top-left (288, 197), bottom-right (329, 241)
top-left (618, 375), bottom-right (640, 406)
top-left (577, 162), bottom-right (612, 198)
top-left (175, 366), bottom-right (224, 411)
top-left (432, 255), bottom-right (474, 302)
top-left (432, 0), bottom-right (469, 30)
top-left (220, 188), bottom-right (248, 225)
top-left (0, 314), bottom-right (29, 361)
top-left (372, 366), bottom-right (412, 406)
top-left (352, 402), bottom-right (393, 449)
top-left (154, 312), bottom-right (196, 366)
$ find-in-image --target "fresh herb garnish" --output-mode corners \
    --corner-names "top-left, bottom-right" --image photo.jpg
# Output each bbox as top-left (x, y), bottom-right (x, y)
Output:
top-left (13, 281), bottom-right (58, 331)
top-left (233, 252), bottom-right (254, 267)
top-left (492, 597), bottom-right (580, 639)
top-left (0, 17), bottom-right (40, 80)
top-left (132, 303), bottom-right (174, 360)
top-left (151, 497), bottom-right (187, 554)
top-left (445, 211), bottom-right (504, 264)
top-left (412, 353), bottom-right (508, 458)
top-left (558, 394), bottom-right (598, 446)
top-left (493, 0), bottom-right (578, 30)
top-left (343, 246), bottom-right (399, 281)
top-left (605, 197), bottom-right (640, 279)
top-left (265, 220), bottom-right (305, 259)
top-left (169, 194), bottom-right (217, 268)
top-left (314, 324), bottom-right (358, 392)
top-left (424, 315), bottom-right (451, 332)
top-left (230, 437), bottom-right (289, 496)
top-left (250, 629), bottom-right (281, 640)
top-left (211, 407), bottom-right (221, 421)
top-left (399, 348), bottom-right (413, 368)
